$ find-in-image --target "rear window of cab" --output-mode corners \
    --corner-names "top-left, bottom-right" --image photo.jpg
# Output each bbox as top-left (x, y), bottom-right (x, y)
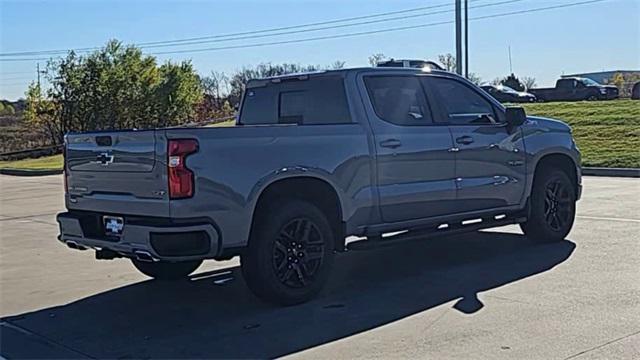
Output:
top-left (240, 76), bottom-right (351, 125)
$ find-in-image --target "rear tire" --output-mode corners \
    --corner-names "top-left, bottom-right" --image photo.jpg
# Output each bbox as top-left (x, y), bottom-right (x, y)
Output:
top-left (132, 259), bottom-right (202, 280)
top-left (520, 169), bottom-right (576, 242)
top-left (241, 199), bottom-right (335, 306)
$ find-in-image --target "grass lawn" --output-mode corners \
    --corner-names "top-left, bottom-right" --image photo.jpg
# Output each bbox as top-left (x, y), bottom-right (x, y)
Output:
top-left (207, 119), bottom-right (235, 127)
top-left (2, 101), bottom-right (637, 170)
top-left (520, 99), bottom-right (639, 168)
top-left (0, 154), bottom-right (63, 170)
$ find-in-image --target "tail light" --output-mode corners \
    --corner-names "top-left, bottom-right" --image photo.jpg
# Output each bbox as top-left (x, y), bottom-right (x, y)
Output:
top-left (168, 139), bottom-right (198, 199)
top-left (63, 138), bottom-right (68, 194)
top-left (64, 166), bottom-right (68, 194)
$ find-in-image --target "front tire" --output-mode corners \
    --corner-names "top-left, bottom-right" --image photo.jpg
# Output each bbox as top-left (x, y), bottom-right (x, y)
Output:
top-left (132, 259), bottom-right (202, 280)
top-left (241, 199), bottom-right (335, 306)
top-left (520, 169), bottom-right (576, 242)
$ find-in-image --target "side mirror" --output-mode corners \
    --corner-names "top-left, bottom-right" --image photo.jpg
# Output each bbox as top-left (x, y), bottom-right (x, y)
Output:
top-left (505, 107), bottom-right (526, 127)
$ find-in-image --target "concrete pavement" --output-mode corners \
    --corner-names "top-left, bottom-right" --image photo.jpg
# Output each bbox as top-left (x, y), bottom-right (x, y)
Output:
top-left (0, 174), bottom-right (638, 359)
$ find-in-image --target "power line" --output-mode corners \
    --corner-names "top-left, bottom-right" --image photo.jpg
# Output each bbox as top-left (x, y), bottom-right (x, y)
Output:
top-left (0, 0), bottom-right (469, 57)
top-left (153, 0), bottom-right (607, 56)
top-left (136, 0), bottom-right (525, 51)
top-left (0, 71), bottom-right (33, 75)
top-left (0, 82), bottom-right (32, 86)
top-left (138, 0), bottom-right (471, 46)
top-left (0, 0), bottom-right (608, 62)
top-left (0, 0), bottom-right (528, 57)
top-left (0, 76), bottom-right (35, 80)
top-left (132, 0), bottom-right (522, 50)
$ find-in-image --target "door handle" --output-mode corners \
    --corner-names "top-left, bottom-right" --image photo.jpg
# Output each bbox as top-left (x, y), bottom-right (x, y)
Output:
top-left (492, 176), bottom-right (510, 186)
top-left (380, 139), bottom-right (402, 149)
top-left (456, 136), bottom-right (474, 145)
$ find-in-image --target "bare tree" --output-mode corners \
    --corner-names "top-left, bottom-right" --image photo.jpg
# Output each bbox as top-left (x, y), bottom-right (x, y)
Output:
top-left (368, 53), bottom-right (387, 67)
top-left (201, 71), bottom-right (229, 110)
top-left (437, 53), bottom-right (456, 72)
top-left (435, 53), bottom-right (481, 84)
top-left (330, 60), bottom-right (346, 69)
top-left (522, 76), bottom-right (537, 90)
top-left (228, 63), bottom-right (323, 104)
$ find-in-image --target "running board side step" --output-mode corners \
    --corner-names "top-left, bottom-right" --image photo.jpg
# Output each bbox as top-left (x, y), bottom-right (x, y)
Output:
top-left (347, 215), bottom-right (527, 251)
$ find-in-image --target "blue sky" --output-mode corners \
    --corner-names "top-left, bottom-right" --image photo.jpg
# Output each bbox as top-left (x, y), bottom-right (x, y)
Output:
top-left (1, 0), bottom-right (638, 100)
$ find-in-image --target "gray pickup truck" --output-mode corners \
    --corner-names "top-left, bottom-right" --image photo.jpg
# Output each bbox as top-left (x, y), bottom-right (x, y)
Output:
top-left (57, 67), bottom-right (582, 305)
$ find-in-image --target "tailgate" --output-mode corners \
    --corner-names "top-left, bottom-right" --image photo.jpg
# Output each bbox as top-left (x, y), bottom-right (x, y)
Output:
top-left (65, 130), bottom-right (170, 217)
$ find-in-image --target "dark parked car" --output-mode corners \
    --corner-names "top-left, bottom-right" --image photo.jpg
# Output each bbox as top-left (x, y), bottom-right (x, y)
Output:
top-left (529, 77), bottom-right (618, 102)
top-left (481, 85), bottom-right (536, 103)
top-left (632, 82), bottom-right (640, 100)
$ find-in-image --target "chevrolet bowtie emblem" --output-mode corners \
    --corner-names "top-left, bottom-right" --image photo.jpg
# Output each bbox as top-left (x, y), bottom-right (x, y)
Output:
top-left (96, 152), bottom-right (114, 166)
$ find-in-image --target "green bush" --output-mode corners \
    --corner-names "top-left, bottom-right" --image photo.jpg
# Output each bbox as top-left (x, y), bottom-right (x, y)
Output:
top-left (25, 40), bottom-right (202, 145)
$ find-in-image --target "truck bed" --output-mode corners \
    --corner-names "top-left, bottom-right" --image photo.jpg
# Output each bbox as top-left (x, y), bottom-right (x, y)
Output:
top-left (64, 123), bottom-right (372, 250)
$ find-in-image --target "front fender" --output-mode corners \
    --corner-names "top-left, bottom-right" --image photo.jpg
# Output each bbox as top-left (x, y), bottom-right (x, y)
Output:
top-left (521, 118), bottom-right (581, 201)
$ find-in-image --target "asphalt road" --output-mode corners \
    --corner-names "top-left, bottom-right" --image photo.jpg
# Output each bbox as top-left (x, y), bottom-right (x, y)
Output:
top-left (0, 175), bottom-right (638, 359)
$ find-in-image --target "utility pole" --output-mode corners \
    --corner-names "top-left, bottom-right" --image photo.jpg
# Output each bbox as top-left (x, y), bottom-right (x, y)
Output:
top-left (37, 63), bottom-right (41, 88)
top-left (464, 0), bottom-right (469, 78)
top-left (455, 0), bottom-right (462, 75)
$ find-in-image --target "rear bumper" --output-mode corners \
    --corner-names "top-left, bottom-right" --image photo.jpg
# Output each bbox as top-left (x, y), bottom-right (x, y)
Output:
top-left (57, 211), bottom-right (220, 261)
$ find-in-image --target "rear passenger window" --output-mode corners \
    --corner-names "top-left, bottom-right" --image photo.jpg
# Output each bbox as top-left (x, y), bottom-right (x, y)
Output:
top-left (241, 76), bottom-right (351, 125)
top-left (364, 76), bottom-right (432, 126)
top-left (240, 86), bottom-right (278, 125)
top-left (426, 77), bottom-right (497, 125)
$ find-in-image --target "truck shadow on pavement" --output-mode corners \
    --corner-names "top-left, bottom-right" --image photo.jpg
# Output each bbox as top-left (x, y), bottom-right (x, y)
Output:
top-left (2, 231), bottom-right (575, 359)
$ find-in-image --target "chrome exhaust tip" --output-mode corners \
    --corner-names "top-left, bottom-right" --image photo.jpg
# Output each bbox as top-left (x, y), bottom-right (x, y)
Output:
top-left (66, 241), bottom-right (87, 251)
top-left (133, 250), bottom-right (157, 262)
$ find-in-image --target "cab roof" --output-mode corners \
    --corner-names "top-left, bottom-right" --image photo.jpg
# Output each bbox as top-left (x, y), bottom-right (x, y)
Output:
top-left (246, 66), bottom-right (453, 88)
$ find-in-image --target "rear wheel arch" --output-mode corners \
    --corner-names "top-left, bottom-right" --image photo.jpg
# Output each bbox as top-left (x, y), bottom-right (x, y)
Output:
top-left (250, 176), bottom-right (346, 251)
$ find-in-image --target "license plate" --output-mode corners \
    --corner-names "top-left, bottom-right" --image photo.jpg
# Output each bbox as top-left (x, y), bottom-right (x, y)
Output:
top-left (103, 216), bottom-right (124, 236)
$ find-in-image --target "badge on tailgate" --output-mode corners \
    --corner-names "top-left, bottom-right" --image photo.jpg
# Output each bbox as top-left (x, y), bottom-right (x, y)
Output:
top-left (103, 216), bottom-right (124, 236)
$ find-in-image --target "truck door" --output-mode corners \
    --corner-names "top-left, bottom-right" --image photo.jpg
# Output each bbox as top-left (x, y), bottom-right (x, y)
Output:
top-left (422, 75), bottom-right (527, 213)
top-left (557, 79), bottom-right (579, 101)
top-left (360, 73), bottom-right (457, 223)
top-left (573, 80), bottom-right (589, 100)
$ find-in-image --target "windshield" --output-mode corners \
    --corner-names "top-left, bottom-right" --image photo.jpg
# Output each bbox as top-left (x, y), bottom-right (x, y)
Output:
top-left (496, 85), bottom-right (519, 94)
top-left (580, 78), bottom-right (601, 86)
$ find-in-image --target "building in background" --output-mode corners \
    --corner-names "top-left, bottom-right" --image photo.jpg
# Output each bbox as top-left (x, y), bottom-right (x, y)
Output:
top-left (561, 70), bottom-right (639, 84)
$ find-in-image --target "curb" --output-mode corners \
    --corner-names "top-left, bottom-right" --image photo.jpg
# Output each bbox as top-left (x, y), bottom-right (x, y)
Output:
top-left (582, 167), bottom-right (640, 178)
top-left (0, 168), bottom-right (63, 176)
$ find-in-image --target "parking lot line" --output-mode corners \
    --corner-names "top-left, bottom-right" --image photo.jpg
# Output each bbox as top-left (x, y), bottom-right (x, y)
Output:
top-left (577, 215), bottom-right (640, 223)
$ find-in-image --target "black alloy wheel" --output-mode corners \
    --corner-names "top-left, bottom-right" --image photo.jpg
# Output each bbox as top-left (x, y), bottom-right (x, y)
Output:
top-left (241, 199), bottom-right (335, 305)
top-left (272, 217), bottom-right (326, 288)
top-left (543, 179), bottom-right (572, 232)
top-left (520, 169), bottom-right (576, 242)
